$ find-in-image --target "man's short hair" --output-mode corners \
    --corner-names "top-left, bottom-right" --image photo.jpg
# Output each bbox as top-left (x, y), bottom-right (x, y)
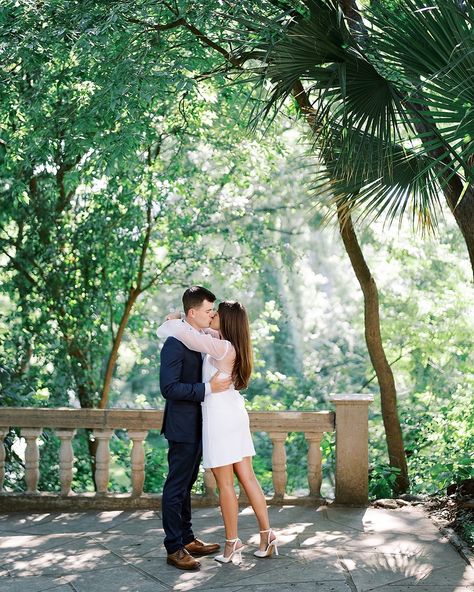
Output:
top-left (182, 286), bottom-right (216, 314)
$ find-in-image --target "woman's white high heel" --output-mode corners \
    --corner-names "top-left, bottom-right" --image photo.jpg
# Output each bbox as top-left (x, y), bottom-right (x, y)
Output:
top-left (253, 528), bottom-right (278, 558)
top-left (214, 538), bottom-right (243, 564)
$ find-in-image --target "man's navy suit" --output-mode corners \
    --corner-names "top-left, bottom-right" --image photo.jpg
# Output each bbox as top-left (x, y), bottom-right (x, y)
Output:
top-left (160, 336), bottom-right (206, 554)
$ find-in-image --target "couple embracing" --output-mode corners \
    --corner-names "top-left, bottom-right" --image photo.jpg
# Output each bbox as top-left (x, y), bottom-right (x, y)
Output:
top-left (157, 286), bottom-right (278, 570)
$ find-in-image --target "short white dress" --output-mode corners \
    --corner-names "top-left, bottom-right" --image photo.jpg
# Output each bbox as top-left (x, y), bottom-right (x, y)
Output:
top-left (201, 354), bottom-right (255, 468)
top-left (157, 320), bottom-right (256, 469)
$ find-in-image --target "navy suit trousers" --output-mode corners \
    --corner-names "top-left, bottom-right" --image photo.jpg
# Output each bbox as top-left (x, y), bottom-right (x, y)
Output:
top-left (162, 439), bottom-right (202, 554)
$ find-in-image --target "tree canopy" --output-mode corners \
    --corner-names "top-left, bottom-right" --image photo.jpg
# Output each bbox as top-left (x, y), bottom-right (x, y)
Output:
top-left (0, 0), bottom-right (473, 531)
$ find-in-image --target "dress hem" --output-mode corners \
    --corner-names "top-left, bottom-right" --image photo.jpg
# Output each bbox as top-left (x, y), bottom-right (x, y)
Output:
top-left (203, 451), bottom-right (256, 470)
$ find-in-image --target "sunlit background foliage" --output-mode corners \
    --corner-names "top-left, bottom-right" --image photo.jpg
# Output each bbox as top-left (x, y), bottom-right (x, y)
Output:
top-left (0, 1), bottom-right (473, 546)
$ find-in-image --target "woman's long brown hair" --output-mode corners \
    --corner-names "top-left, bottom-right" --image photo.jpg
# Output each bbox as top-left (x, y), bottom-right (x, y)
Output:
top-left (218, 301), bottom-right (253, 390)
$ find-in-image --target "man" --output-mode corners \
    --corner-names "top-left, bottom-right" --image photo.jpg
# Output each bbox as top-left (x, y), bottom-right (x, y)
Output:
top-left (159, 286), bottom-right (232, 570)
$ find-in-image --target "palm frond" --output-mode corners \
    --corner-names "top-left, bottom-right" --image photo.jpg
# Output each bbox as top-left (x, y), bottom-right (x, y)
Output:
top-left (368, 0), bottom-right (474, 175)
top-left (230, 0), bottom-right (474, 228)
top-left (312, 127), bottom-right (443, 230)
top-left (244, 0), bottom-right (416, 181)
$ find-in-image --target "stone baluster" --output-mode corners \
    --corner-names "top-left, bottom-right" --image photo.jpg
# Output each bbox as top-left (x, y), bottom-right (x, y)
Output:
top-left (0, 427), bottom-right (7, 492)
top-left (56, 429), bottom-right (76, 496)
top-left (203, 468), bottom-right (218, 503)
top-left (329, 394), bottom-right (374, 505)
top-left (269, 432), bottom-right (287, 500)
top-left (128, 430), bottom-right (148, 497)
top-left (23, 428), bottom-right (42, 494)
top-left (93, 429), bottom-right (113, 495)
top-left (305, 432), bottom-right (323, 498)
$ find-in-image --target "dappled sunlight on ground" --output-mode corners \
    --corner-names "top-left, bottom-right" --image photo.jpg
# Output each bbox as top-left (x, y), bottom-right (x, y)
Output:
top-left (0, 506), bottom-right (472, 592)
top-left (342, 553), bottom-right (434, 587)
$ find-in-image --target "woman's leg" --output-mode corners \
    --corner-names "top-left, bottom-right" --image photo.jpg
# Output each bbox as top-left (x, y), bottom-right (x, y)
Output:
top-left (212, 464), bottom-right (242, 557)
top-left (233, 457), bottom-right (274, 550)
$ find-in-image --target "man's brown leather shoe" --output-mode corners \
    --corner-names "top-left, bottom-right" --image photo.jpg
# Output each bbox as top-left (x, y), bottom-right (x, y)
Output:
top-left (185, 538), bottom-right (221, 556)
top-left (166, 548), bottom-right (201, 570)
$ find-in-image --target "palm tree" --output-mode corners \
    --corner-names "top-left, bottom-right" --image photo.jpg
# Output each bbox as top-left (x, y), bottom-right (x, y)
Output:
top-left (225, 0), bottom-right (474, 494)
top-left (246, 0), bottom-right (474, 271)
top-left (227, 0), bottom-right (413, 492)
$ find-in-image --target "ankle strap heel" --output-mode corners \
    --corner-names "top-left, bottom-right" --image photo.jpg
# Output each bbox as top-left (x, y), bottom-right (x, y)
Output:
top-left (254, 528), bottom-right (278, 559)
top-left (214, 537), bottom-right (243, 565)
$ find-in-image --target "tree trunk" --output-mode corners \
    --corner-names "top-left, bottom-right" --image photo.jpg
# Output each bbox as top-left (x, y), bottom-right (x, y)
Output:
top-left (289, 79), bottom-right (409, 492)
top-left (99, 288), bottom-right (139, 409)
top-left (337, 207), bottom-right (409, 493)
top-left (335, 0), bottom-right (409, 493)
top-left (445, 186), bottom-right (474, 275)
top-left (406, 99), bottom-right (474, 277)
top-left (99, 201), bottom-right (154, 409)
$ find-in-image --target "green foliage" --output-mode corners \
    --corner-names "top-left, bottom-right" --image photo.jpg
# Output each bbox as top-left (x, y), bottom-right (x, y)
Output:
top-left (229, 0), bottom-right (474, 232)
top-left (0, 0), bottom-right (284, 412)
top-left (71, 430), bottom-right (95, 492)
top-left (37, 431), bottom-right (61, 493)
top-left (142, 440), bottom-right (168, 494)
top-left (403, 387), bottom-right (474, 494)
top-left (461, 521), bottom-right (474, 548)
top-left (1, 0), bottom-right (473, 513)
top-left (251, 433), bottom-right (274, 494)
top-left (369, 464), bottom-right (401, 500)
top-left (3, 429), bottom-right (25, 492)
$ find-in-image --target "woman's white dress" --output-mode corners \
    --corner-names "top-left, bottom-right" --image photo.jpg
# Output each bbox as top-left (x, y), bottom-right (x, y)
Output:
top-left (201, 355), bottom-right (255, 469)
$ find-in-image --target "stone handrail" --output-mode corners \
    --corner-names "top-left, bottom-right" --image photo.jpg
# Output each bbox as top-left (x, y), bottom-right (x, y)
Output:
top-left (0, 395), bottom-right (373, 510)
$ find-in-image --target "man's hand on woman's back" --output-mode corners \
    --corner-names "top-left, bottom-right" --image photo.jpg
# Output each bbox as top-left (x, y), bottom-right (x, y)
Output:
top-left (210, 372), bottom-right (232, 393)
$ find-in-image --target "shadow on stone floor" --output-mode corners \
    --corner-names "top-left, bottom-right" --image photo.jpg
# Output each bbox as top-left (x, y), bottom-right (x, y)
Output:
top-left (0, 505), bottom-right (472, 592)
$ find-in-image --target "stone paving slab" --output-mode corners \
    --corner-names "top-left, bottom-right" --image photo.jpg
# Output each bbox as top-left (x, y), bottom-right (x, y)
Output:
top-left (0, 505), bottom-right (471, 592)
top-left (395, 563), bottom-right (474, 588)
top-left (63, 566), bottom-right (169, 592)
top-left (0, 510), bottom-right (133, 536)
top-left (2, 540), bottom-right (124, 578)
top-left (0, 574), bottom-right (72, 592)
top-left (385, 588), bottom-right (473, 592)
top-left (89, 532), bottom-right (166, 558)
top-left (0, 532), bottom-right (87, 565)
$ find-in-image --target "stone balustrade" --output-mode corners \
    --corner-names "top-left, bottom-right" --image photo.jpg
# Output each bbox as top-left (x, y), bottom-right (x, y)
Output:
top-left (0, 395), bottom-right (373, 510)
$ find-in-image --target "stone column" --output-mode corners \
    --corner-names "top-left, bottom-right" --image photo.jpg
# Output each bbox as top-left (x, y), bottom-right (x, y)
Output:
top-left (93, 429), bottom-right (113, 495)
top-left (23, 428), bottom-right (42, 494)
top-left (128, 430), bottom-right (148, 497)
top-left (56, 429), bottom-right (76, 496)
top-left (305, 432), bottom-right (323, 498)
top-left (269, 432), bottom-right (287, 500)
top-left (0, 427), bottom-right (7, 492)
top-left (329, 394), bottom-right (373, 505)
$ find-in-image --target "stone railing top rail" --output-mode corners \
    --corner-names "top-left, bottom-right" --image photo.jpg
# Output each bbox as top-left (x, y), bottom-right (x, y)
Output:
top-left (0, 408), bottom-right (335, 433)
top-left (329, 394), bottom-right (375, 403)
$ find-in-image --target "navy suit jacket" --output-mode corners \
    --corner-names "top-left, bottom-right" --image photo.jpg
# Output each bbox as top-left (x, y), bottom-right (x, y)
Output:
top-left (159, 336), bottom-right (205, 443)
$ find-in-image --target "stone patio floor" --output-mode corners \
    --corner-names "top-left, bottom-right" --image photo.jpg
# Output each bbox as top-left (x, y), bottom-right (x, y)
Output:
top-left (0, 505), bottom-right (473, 592)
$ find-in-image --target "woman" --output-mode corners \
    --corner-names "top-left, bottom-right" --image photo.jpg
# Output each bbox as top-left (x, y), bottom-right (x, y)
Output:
top-left (157, 301), bottom-right (278, 564)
